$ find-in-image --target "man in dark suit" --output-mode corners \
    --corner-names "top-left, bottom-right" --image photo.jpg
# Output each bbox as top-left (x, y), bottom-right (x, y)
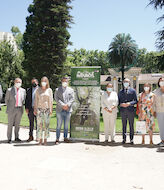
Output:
top-left (25, 78), bottom-right (39, 142)
top-left (118, 78), bottom-right (138, 145)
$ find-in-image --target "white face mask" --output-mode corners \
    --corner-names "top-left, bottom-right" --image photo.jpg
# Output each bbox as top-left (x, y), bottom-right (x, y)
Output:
top-left (107, 88), bottom-right (113, 92)
top-left (15, 82), bottom-right (22, 89)
top-left (159, 81), bottom-right (164, 87)
top-left (123, 82), bottom-right (129, 88)
top-left (41, 82), bottom-right (47, 87)
top-left (144, 87), bottom-right (150, 92)
top-left (62, 82), bottom-right (68, 88)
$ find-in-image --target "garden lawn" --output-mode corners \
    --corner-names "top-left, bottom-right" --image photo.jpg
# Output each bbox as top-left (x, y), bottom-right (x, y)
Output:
top-left (0, 104), bottom-right (159, 133)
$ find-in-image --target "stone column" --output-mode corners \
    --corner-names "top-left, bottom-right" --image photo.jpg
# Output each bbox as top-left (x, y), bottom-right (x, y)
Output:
top-left (130, 76), bottom-right (133, 88)
top-left (113, 76), bottom-right (118, 93)
top-left (136, 76), bottom-right (139, 95)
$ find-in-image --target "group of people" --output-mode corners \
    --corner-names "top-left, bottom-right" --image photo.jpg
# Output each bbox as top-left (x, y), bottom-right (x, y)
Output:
top-left (101, 77), bottom-right (164, 145)
top-left (0, 76), bottom-right (164, 146)
top-left (4, 76), bottom-right (74, 145)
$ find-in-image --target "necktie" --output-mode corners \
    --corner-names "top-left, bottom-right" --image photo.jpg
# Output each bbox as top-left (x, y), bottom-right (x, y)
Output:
top-left (16, 88), bottom-right (19, 107)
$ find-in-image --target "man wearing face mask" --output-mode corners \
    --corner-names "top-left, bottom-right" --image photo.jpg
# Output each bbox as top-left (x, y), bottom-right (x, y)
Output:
top-left (118, 78), bottom-right (138, 144)
top-left (25, 78), bottom-right (39, 142)
top-left (5, 78), bottom-right (26, 143)
top-left (55, 77), bottom-right (74, 144)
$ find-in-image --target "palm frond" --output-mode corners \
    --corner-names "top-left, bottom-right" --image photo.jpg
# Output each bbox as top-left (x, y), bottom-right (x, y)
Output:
top-left (148, 0), bottom-right (164, 9)
top-left (155, 27), bottom-right (164, 50)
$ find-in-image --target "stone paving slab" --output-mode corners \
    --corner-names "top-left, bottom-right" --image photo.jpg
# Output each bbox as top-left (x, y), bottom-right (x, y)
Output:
top-left (0, 124), bottom-right (164, 190)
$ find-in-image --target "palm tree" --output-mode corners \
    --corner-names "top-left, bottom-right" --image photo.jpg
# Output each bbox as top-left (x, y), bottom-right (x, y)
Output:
top-left (149, 0), bottom-right (164, 50)
top-left (108, 33), bottom-right (138, 81)
top-left (149, 0), bottom-right (164, 9)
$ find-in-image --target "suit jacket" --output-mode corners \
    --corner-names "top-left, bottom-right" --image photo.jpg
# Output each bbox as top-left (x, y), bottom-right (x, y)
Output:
top-left (55, 86), bottom-right (74, 113)
top-left (5, 86), bottom-right (26, 114)
top-left (118, 87), bottom-right (138, 112)
top-left (25, 87), bottom-right (38, 111)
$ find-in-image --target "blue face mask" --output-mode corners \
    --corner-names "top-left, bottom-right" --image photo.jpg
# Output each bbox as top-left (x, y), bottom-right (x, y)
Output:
top-left (123, 82), bottom-right (129, 88)
top-left (107, 88), bottom-right (113, 92)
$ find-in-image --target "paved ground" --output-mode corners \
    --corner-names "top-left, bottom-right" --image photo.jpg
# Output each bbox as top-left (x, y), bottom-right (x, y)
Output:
top-left (0, 124), bottom-right (164, 190)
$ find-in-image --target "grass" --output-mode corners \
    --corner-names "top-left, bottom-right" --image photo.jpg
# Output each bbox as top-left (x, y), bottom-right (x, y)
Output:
top-left (0, 103), bottom-right (159, 133)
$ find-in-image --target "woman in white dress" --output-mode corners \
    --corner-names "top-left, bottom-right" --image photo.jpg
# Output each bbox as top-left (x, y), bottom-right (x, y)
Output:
top-left (101, 83), bottom-right (118, 143)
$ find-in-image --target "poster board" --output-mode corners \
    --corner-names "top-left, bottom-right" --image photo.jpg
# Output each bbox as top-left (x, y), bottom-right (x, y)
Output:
top-left (70, 66), bottom-right (101, 141)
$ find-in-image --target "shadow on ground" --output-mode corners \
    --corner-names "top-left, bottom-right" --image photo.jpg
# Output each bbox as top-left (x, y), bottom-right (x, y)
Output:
top-left (84, 141), bottom-right (158, 149)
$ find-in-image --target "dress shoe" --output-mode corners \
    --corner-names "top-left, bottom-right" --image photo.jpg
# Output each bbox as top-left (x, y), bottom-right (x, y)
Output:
top-left (8, 140), bottom-right (12, 144)
top-left (64, 138), bottom-right (70, 143)
top-left (104, 140), bottom-right (108, 144)
top-left (27, 136), bottom-right (34, 142)
top-left (15, 138), bottom-right (22, 142)
top-left (157, 141), bottom-right (164, 146)
top-left (130, 140), bottom-right (134, 145)
top-left (122, 140), bottom-right (126, 144)
top-left (55, 139), bottom-right (60, 145)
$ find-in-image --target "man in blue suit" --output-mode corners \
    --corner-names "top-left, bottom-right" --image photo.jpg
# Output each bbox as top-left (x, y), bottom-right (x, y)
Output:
top-left (118, 78), bottom-right (138, 144)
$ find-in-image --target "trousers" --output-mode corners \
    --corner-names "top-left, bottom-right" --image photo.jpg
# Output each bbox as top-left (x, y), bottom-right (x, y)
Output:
top-left (102, 111), bottom-right (117, 141)
top-left (121, 110), bottom-right (135, 141)
top-left (7, 107), bottom-right (23, 140)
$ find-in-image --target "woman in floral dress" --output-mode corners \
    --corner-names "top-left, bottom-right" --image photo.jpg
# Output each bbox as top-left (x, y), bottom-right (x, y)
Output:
top-left (138, 83), bottom-right (155, 145)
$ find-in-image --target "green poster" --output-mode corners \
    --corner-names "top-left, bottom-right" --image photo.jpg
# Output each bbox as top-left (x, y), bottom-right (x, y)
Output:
top-left (70, 66), bottom-right (101, 141)
top-left (71, 66), bottom-right (101, 86)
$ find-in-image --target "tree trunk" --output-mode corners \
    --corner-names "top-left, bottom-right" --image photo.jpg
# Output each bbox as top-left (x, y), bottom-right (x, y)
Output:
top-left (121, 62), bottom-right (125, 84)
top-left (122, 67), bottom-right (124, 82)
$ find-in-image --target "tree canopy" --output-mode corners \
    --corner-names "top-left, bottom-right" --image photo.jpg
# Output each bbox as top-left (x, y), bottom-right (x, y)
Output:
top-left (108, 33), bottom-right (138, 81)
top-left (64, 49), bottom-right (110, 76)
top-left (0, 41), bottom-right (25, 91)
top-left (23, 0), bottom-right (73, 89)
top-left (11, 26), bottom-right (24, 50)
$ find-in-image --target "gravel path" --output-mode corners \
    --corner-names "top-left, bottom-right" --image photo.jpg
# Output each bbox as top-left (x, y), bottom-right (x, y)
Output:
top-left (0, 123), bottom-right (163, 190)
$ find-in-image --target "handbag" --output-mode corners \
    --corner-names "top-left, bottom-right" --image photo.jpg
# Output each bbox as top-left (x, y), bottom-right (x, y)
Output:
top-left (136, 92), bottom-right (144, 115)
top-left (136, 121), bottom-right (146, 134)
top-left (136, 102), bottom-right (139, 115)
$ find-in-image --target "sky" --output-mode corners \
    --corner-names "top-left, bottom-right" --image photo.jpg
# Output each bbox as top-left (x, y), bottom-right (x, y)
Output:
top-left (0, 0), bottom-right (163, 52)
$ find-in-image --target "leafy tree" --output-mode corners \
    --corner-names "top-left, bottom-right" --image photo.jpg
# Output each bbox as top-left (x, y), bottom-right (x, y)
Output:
top-left (11, 26), bottom-right (23, 50)
top-left (0, 41), bottom-right (25, 91)
top-left (23, 0), bottom-right (73, 89)
top-left (137, 48), bottom-right (164, 73)
top-left (136, 48), bottom-right (147, 67)
top-left (64, 49), bottom-right (110, 76)
top-left (108, 33), bottom-right (138, 81)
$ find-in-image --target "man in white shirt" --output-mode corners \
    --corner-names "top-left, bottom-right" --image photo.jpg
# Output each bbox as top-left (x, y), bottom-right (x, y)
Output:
top-left (5, 78), bottom-right (26, 143)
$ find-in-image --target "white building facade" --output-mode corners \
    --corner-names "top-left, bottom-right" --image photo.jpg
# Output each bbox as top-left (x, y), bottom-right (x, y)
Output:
top-left (0, 32), bottom-right (17, 51)
top-left (101, 67), bottom-right (164, 94)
